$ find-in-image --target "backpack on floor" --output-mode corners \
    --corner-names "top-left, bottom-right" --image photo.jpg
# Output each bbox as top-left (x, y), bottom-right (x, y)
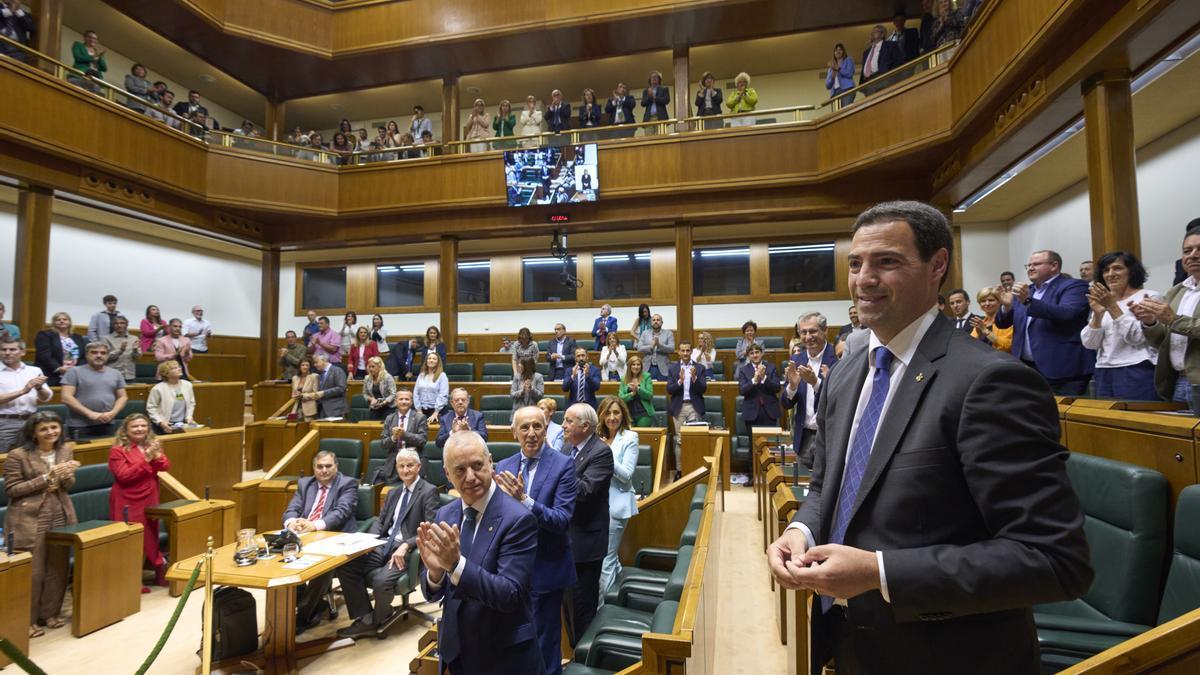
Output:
top-left (202, 586), bottom-right (258, 661)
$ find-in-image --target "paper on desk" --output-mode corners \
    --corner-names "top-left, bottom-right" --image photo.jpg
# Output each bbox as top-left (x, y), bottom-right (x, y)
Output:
top-left (302, 532), bottom-right (385, 557)
top-left (282, 555), bottom-right (324, 570)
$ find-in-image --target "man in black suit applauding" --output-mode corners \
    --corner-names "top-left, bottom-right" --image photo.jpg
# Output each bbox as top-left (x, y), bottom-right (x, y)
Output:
top-left (337, 449), bottom-right (439, 639)
top-left (737, 343), bottom-right (781, 429)
top-left (561, 402), bottom-right (613, 644)
top-left (767, 201), bottom-right (1092, 674)
top-left (945, 288), bottom-right (978, 332)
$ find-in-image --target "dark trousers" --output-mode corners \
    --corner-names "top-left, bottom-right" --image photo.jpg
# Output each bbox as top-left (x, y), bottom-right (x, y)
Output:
top-left (649, 364), bottom-right (666, 381)
top-left (1094, 362), bottom-right (1160, 401)
top-left (1047, 376), bottom-right (1090, 396)
top-left (69, 422), bottom-right (114, 439)
top-left (568, 559), bottom-right (603, 645)
top-left (337, 546), bottom-right (405, 625)
top-left (825, 605), bottom-right (860, 674)
top-left (297, 571), bottom-right (334, 627)
top-left (533, 588), bottom-right (565, 675)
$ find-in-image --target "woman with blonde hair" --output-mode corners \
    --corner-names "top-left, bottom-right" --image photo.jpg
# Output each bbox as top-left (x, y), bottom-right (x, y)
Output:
top-left (146, 360), bottom-right (195, 434)
top-left (692, 331), bottom-right (717, 373)
top-left (465, 98), bottom-right (492, 153)
top-left (362, 355), bottom-right (396, 421)
top-left (599, 331), bottom-right (627, 381)
top-left (493, 99), bottom-right (516, 149)
top-left (618, 354), bottom-right (654, 427)
top-left (596, 396), bottom-right (640, 598)
top-left (347, 325), bottom-right (379, 379)
top-left (970, 286), bottom-right (1013, 352)
top-left (413, 351), bottom-right (449, 418)
top-left (35, 311), bottom-right (86, 387)
top-left (519, 95), bottom-right (543, 147)
top-left (108, 413), bottom-right (169, 592)
top-left (726, 71), bottom-right (758, 127)
top-left (290, 356), bottom-right (318, 421)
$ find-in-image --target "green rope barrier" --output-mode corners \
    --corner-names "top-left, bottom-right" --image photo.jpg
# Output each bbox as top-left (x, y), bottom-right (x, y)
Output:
top-left (0, 637), bottom-right (48, 675)
top-left (135, 559), bottom-right (205, 675)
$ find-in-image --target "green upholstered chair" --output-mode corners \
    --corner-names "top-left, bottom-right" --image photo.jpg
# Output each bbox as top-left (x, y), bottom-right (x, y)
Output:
top-left (116, 398), bottom-right (146, 421)
top-left (713, 337), bottom-right (739, 349)
top-left (760, 336), bottom-right (785, 349)
top-left (575, 560), bottom-right (688, 665)
top-left (349, 394), bottom-right (370, 422)
top-left (320, 438), bottom-right (364, 481)
top-left (442, 362), bottom-right (474, 382)
top-left (577, 600), bottom-right (678, 672)
top-left (487, 442), bottom-right (521, 462)
top-left (482, 363), bottom-right (514, 382)
top-left (632, 444), bottom-right (653, 497)
top-left (37, 402), bottom-right (70, 423)
top-left (355, 484), bottom-right (378, 533)
top-left (133, 362), bottom-right (159, 384)
top-left (365, 439), bottom-right (390, 485)
top-left (535, 362), bottom-right (551, 377)
top-left (709, 360), bottom-right (725, 380)
top-left (455, 340), bottom-right (467, 353)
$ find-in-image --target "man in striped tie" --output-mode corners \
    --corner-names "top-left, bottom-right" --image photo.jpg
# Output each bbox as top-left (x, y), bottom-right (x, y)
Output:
top-left (766, 201), bottom-right (1092, 674)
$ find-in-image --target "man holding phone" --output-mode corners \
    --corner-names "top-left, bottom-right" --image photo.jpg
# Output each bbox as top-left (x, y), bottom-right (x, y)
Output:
top-left (782, 312), bottom-right (839, 469)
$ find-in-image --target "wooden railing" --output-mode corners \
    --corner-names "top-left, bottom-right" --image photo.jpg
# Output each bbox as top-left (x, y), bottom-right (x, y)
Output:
top-left (1058, 607), bottom-right (1200, 674)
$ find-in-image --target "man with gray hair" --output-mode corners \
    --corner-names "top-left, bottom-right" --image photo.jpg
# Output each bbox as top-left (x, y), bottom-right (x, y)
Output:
top-left (435, 387), bottom-right (488, 448)
top-left (591, 303), bottom-right (617, 350)
top-left (306, 353), bottom-right (348, 419)
top-left (782, 311), bottom-right (839, 469)
top-left (0, 336), bottom-right (51, 450)
top-left (561, 402), bottom-right (613, 643)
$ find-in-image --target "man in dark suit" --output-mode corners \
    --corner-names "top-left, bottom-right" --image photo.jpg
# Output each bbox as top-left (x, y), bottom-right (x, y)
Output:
top-left (919, 0), bottom-right (937, 53)
top-left (435, 387), bottom-right (489, 448)
top-left (419, 432), bottom-right (544, 675)
top-left (782, 312), bottom-right (839, 470)
top-left (994, 249), bottom-right (1095, 394)
top-left (337, 449), bottom-right (439, 639)
top-left (860, 25), bottom-right (903, 93)
top-left (641, 71), bottom-right (670, 123)
top-left (605, 83), bottom-right (637, 137)
top-left (768, 201), bottom-right (1092, 675)
top-left (888, 14), bottom-right (921, 62)
top-left (172, 89), bottom-right (209, 120)
top-left (385, 339), bottom-right (415, 379)
top-left (666, 339), bottom-right (707, 476)
top-left (945, 288), bottom-right (979, 332)
top-left (737, 343), bottom-right (781, 429)
top-left (374, 389), bottom-right (428, 482)
top-left (561, 403), bottom-right (613, 644)
top-left (545, 323), bottom-right (577, 380)
top-left (562, 346), bottom-right (602, 409)
top-left (495, 406), bottom-right (578, 674)
top-left (310, 353), bottom-right (348, 418)
top-left (545, 89), bottom-right (572, 134)
top-left (283, 450), bottom-right (360, 631)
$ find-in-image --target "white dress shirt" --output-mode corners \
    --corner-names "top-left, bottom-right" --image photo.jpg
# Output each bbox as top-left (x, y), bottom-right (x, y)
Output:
top-left (516, 448), bottom-right (544, 510)
top-left (1079, 288), bottom-right (1160, 368)
top-left (1170, 277), bottom-right (1200, 372)
top-left (679, 361), bottom-right (695, 401)
top-left (428, 481), bottom-right (497, 589)
top-left (0, 362), bottom-right (53, 414)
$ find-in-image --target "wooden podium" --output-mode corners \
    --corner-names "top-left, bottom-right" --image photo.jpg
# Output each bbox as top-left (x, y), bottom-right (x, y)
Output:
top-left (0, 552), bottom-right (32, 667)
top-left (47, 521), bottom-right (144, 636)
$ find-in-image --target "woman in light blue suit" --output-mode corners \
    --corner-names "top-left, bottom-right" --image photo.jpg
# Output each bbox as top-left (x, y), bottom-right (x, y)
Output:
top-left (596, 396), bottom-right (640, 599)
top-left (825, 43), bottom-right (856, 104)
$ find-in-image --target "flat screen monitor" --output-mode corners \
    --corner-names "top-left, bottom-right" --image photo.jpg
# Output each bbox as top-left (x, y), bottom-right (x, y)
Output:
top-left (504, 144), bottom-right (598, 207)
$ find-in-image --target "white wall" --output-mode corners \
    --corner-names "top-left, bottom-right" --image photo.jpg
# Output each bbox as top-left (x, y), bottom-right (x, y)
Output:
top-left (1004, 180), bottom-right (1092, 279)
top-left (695, 301), bottom-right (852, 332)
top-left (47, 219), bottom-right (263, 336)
top-left (1135, 115), bottom-right (1200, 291)
top-left (959, 221), bottom-right (1010, 295)
top-left (0, 200), bottom-right (15, 313)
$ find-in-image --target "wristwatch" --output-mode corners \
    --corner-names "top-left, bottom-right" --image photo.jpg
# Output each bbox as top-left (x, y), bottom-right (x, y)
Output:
top-left (1022, 296), bottom-right (1033, 306)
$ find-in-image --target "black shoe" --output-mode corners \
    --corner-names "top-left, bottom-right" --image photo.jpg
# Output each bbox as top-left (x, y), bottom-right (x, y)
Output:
top-left (336, 618), bottom-right (376, 640)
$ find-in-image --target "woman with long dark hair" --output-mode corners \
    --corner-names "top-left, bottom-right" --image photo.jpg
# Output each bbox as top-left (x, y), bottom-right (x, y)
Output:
top-left (1082, 251), bottom-right (1160, 400)
top-left (510, 356), bottom-right (544, 411)
top-left (630, 304), bottom-right (652, 342)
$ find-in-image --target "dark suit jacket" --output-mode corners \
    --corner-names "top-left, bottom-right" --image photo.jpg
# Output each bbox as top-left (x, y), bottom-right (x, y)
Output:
top-left (421, 490), bottom-right (543, 674)
top-left (578, 103), bottom-right (603, 128)
top-left (412, 341), bottom-right (447, 367)
top-left (314, 365), bottom-right (349, 418)
top-left (605, 95), bottom-right (636, 125)
top-left (370, 477), bottom-right (438, 553)
top-left (919, 12), bottom-right (936, 53)
top-left (374, 409), bottom-right (429, 483)
top-left (435, 409), bottom-right (489, 448)
top-left (545, 103), bottom-right (572, 133)
top-left (666, 362), bottom-right (708, 417)
top-left (561, 364), bottom-right (602, 409)
top-left (794, 315), bottom-right (1092, 674)
top-left (641, 86), bottom-right (670, 121)
top-left (566, 434), bottom-right (613, 563)
top-left (496, 447), bottom-right (577, 592)
top-left (694, 87), bottom-right (724, 116)
top-left (892, 27), bottom-right (920, 62)
top-left (949, 313), bottom-right (980, 333)
top-left (737, 360), bottom-right (782, 425)
top-left (860, 40), bottom-right (903, 84)
top-left (34, 330), bottom-right (88, 386)
top-left (384, 341), bottom-right (412, 378)
top-left (993, 276), bottom-right (1095, 381)
top-left (780, 342), bottom-right (839, 450)
top-left (545, 337), bottom-right (577, 379)
top-left (591, 316), bottom-right (618, 350)
top-left (283, 473), bottom-right (359, 532)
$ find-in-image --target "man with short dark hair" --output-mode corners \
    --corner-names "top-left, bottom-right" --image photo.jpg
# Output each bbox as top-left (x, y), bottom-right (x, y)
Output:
top-left (1079, 260), bottom-right (1094, 282)
top-left (561, 403), bottom-right (613, 645)
top-left (102, 315), bottom-right (140, 382)
top-left (666, 339), bottom-right (706, 475)
top-left (309, 315), bottom-right (341, 365)
top-left (87, 294), bottom-right (120, 341)
top-left (1000, 270), bottom-right (1016, 291)
top-left (888, 13), bottom-right (921, 62)
top-left (60, 342), bottom-right (126, 438)
top-left (435, 388), bottom-right (488, 447)
top-left (0, 336), bottom-right (51, 450)
top-left (278, 330), bottom-right (307, 380)
top-left (545, 323), bottom-right (577, 381)
top-left (737, 343), bottom-right (781, 430)
top-left (637, 314), bottom-right (674, 381)
top-left (946, 288), bottom-right (977, 332)
top-left (835, 305), bottom-right (863, 346)
top-left (562, 346), bottom-right (601, 409)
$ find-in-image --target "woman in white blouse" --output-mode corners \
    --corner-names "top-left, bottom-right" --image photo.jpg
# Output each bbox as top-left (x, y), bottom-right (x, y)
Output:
top-left (596, 396), bottom-right (639, 598)
top-left (368, 314), bottom-right (389, 355)
top-left (691, 331), bottom-right (717, 377)
top-left (1081, 251), bottom-right (1159, 400)
top-left (518, 95), bottom-right (544, 147)
top-left (338, 311), bottom-right (358, 359)
top-left (412, 351), bottom-right (449, 418)
top-left (598, 332), bottom-right (627, 381)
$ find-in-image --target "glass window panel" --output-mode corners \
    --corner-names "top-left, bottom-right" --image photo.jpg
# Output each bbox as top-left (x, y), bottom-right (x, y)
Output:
top-left (523, 256), bottom-right (578, 302)
top-left (692, 247), bottom-right (750, 296)
top-left (768, 243), bottom-right (837, 294)
top-left (593, 251), bottom-right (651, 300)
top-left (458, 260), bottom-right (491, 304)
top-left (376, 263), bottom-right (426, 307)
top-left (301, 266), bottom-right (346, 309)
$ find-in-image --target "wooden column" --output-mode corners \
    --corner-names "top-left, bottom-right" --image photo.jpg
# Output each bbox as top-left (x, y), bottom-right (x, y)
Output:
top-left (260, 248), bottom-right (280, 382)
top-left (265, 101), bottom-right (286, 141)
top-left (439, 237), bottom-right (459, 353)
top-left (13, 185), bottom-right (52, 337)
top-left (441, 76), bottom-right (460, 144)
top-left (1082, 70), bottom-right (1140, 257)
top-left (673, 45), bottom-right (690, 125)
top-left (31, 0), bottom-right (62, 58)
top-left (674, 223), bottom-right (694, 344)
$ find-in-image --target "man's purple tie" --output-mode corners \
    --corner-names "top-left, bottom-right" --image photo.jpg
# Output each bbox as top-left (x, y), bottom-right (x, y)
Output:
top-left (821, 346), bottom-right (894, 613)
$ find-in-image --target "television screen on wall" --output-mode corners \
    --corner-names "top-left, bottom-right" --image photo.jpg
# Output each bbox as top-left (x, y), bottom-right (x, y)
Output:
top-left (503, 144), bottom-right (598, 207)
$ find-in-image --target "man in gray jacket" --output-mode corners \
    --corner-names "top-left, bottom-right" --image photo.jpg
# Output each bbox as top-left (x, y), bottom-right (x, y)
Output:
top-left (310, 353), bottom-right (348, 418)
top-left (636, 314), bottom-right (674, 381)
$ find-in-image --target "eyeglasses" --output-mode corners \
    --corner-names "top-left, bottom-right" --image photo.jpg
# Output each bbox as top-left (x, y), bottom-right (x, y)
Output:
top-left (1024, 261), bottom-right (1050, 268)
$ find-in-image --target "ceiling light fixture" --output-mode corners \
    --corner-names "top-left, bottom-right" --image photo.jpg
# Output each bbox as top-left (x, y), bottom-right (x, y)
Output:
top-left (198, 74), bottom-right (216, 83)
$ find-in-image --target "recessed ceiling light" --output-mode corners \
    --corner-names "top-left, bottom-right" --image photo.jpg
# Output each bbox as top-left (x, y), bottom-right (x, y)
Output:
top-left (198, 74), bottom-right (216, 83)
top-left (466, 86), bottom-right (480, 94)
top-left (330, 103), bottom-right (343, 111)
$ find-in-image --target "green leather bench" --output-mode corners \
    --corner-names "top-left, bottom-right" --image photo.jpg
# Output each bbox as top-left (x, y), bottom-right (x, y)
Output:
top-left (443, 362), bottom-right (474, 382)
top-left (481, 362), bottom-right (513, 382)
top-left (568, 601), bottom-right (678, 673)
top-left (321, 438), bottom-right (364, 481)
top-left (575, 566), bottom-right (687, 666)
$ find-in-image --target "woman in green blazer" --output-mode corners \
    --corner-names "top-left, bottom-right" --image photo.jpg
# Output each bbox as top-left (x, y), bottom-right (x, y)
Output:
top-left (618, 354), bottom-right (655, 427)
top-left (493, 99), bottom-right (517, 149)
top-left (71, 30), bottom-right (107, 79)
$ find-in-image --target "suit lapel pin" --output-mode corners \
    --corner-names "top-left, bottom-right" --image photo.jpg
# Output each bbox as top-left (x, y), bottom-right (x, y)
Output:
top-left (488, 526), bottom-right (494, 532)
top-left (915, 373), bottom-right (924, 382)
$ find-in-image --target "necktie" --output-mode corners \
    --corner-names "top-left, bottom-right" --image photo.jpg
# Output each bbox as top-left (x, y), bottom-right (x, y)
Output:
top-left (397, 415), bottom-right (407, 448)
top-left (521, 456), bottom-right (538, 487)
top-left (577, 370), bottom-right (586, 401)
top-left (308, 485), bottom-right (328, 520)
top-left (822, 347), bottom-right (895, 613)
top-left (390, 489), bottom-right (411, 542)
top-left (460, 506), bottom-right (479, 560)
top-left (866, 43), bottom-right (880, 77)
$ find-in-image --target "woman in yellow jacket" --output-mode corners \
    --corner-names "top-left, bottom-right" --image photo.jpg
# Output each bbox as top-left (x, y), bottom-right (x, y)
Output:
top-left (970, 286), bottom-right (1014, 352)
top-left (726, 72), bottom-right (758, 127)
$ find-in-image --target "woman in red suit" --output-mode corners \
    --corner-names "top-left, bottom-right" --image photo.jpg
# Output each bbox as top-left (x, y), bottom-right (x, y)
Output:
top-left (347, 325), bottom-right (379, 380)
top-left (108, 413), bottom-right (170, 592)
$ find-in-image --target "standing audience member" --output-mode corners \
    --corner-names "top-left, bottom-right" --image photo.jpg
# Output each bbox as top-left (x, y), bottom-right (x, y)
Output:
top-left (578, 89), bottom-right (603, 139)
top-left (692, 331), bottom-right (717, 375)
top-left (146, 361), bottom-right (195, 433)
top-left (694, 72), bottom-right (724, 129)
top-left (408, 105), bottom-right (432, 141)
top-left (339, 312), bottom-right (359, 361)
top-left (630, 304), bottom-right (653, 341)
top-left (35, 312), bottom-right (86, 387)
top-left (619, 355), bottom-right (655, 427)
top-left (782, 312), bottom-right (838, 469)
top-left (637, 314), bottom-right (674, 381)
top-left (308, 316), bottom-right (342, 365)
top-left (511, 357), bottom-right (545, 411)
top-left (510, 327), bottom-right (539, 376)
top-left (87, 294), bottom-right (120, 341)
top-left (362, 356), bottom-right (396, 421)
top-left (499, 337), bottom-right (513, 353)
top-left (1134, 229), bottom-right (1200, 408)
top-left (591, 304), bottom-right (618, 350)
top-left (71, 30), bottom-right (107, 89)
top-left (860, 24), bottom-right (903, 94)
top-left (495, 406), bottom-right (579, 674)
top-left (737, 343), bottom-right (781, 429)
top-left (347, 326), bottom-right (379, 380)
top-left (301, 310), bottom-right (320, 346)
top-left (1081, 252), bottom-right (1159, 401)
top-left (994, 249), bottom-right (1094, 394)
top-left (0, 301), bottom-right (20, 339)
top-left (376, 389), bottom-right (428, 481)
top-left (834, 305), bottom-right (866, 358)
top-left (367, 314), bottom-right (389, 356)
top-left (1000, 270), bottom-right (1016, 291)
top-left (735, 320), bottom-right (765, 369)
top-left (563, 347), bottom-right (602, 409)
top-left (182, 305), bottom-right (212, 353)
top-left (412, 352), bottom-right (449, 419)
top-left (545, 89), bottom-right (572, 135)
top-left (3, 411), bottom-right (80, 637)
top-left (102, 316), bottom-right (140, 382)
top-left (919, 0), bottom-right (937, 53)
top-left (311, 353), bottom-right (349, 419)
top-left (0, 337), bottom-right (52, 451)
top-left (1079, 260), bottom-right (1095, 282)
top-left (0, 1), bottom-right (34, 62)
top-left (108, 414), bottom-right (169, 591)
top-left (172, 90), bottom-right (209, 122)
top-left (825, 44), bottom-right (857, 103)
top-left (546, 323), bottom-right (577, 381)
top-left (931, 0), bottom-right (966, 48)
top-left (154, 318), bottom-right (194, 380)
top-left (596, 397), bottom-right (640, 597)
top-left (599, 332), bottom-right (627, 381)
top-left (465, 98), bottom-right (492, 153)
top-left (946, 288), bottom-right (977, 331)
top-left (519, 95), bottom-right (544, 146)
top-left (435, 387), bottom-right (489, 448)
top-left (641, 71), bottom-right (671, 129)
top-left (725, 72), bottom-right (758, 126)
top-left (493, 99), bottom-right (517, 149)
top-left (606, 83), bottom-right (637, 137)
top-left (139, 305), bottom-right (168, 352)
top-left (969, 287), bottom-right (1014, 352)
top-left (562, 403), bottom-right (614, 645)
top-left (290, 357), bottom-right (318, 421)
top-left (60, 343), bottom-right (126, 438)
top-left (888, 13), bottom-right (921, 61)
top-left (416, 325), bottom-right (447, 365)
top-left (666, 338), bottom-right (707, 475)
top-left (279, 330), bottom-right (308, 380)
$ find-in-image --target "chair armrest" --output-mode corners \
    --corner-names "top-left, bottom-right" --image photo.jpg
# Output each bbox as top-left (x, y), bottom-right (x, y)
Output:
top-left (1035, 613), bottom-right (1151, 638)
top-left (633, 547), bottom-right (678, 568)
top-left (616, 580), bottom-right (667, 606)
top-left (585, 632), bottom-right (646, 667)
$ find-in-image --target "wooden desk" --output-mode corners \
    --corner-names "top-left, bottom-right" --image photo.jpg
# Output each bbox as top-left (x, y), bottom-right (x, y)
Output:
top-left (136, 353), bottom-right (246, 383)
top-left (679, 427), bottom-right (730, 489)
top-left (167, 530), bottom-right (373, 674)
top-left (147, 499), bottom-right (222, 596)
top-left (73, 427), bottom-right (245, 501)
top-left (0, 552), bottom-right (32, 668)
top-left (46, 521), bottom-right (144, 636)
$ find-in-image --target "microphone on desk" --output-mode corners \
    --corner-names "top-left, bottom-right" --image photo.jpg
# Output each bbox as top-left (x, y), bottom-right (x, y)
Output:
top-left (123, 505), bottom-right (130, 524)
top-left (204, 486), bottom-right (211, 500)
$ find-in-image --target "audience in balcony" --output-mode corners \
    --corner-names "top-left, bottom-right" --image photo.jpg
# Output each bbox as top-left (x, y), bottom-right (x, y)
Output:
top-left (108, 414), bottom-right (170, 591)
top-left (279, 330), bottom-right (308, 380)
top-left (931, 0), bottom-right (966, 49)
top-left (825, 44), bottom-right (856, 103)
top-left (361, 356), bottom-right (396, 421)
top-left (519, 95), bottom-right (544, 146)
top-left (725, 72), bottom-right (757, 127)
top-left (70, 30), bottom-right (107, 91)
top-left (34, 312), bottom-right (85, 387)
top-left (888, 14), bottom-right (921, 62)
top-left (860, 24), bottom-right (903, 94)
top-left (409, 105), bottom-right (433, 140)
top-left (465, 98), bottom-right (492, 152)
top-left (412, 351), bottom-right (449, 418)
top-left (510, 356), bottom-right (544, 411)
top-left (969, 286), bottom-right (1012, 352)
top-left (144, 89), bottom-right (177, 127)
top-left (330, 131), bottom-right (355, 160)
top-left (691, 331), bottom-right (717, 376)
top-left (641, 70), bottom-right (670, 130)
top-left (289, 356), bottom-right (318, 421)
top-left (1078, 252), bottom-right (1160, 401)
top-left (123, 63), bottom-right (151, 112)
top-left (353, 127), bottom-right (370, 151)
top-left (139, 305), bottom-right (168, 352)
top-left (417, 129), bottom-right (436, 155)
top-left (154, 318), bottom-right (194, 380)
top-left (637, 314), bottom-right (674, 381)
top-left (919, 0), bottom-right (937, 53)
top-left (493, 99), bottom-right (516, 149)
top-left (172, 90), bottom-right (209, 124)
top-left (579, 88), bottom-right (603, 138)
top-left (147, 361), bottom-right (195, 434)
top-left (599, 331), bottom-right (627, 381)
top-left (606, 83), bottom-right (637, 136)
top-left (545, 89), bottom-right (572, 135)
top-left (618, 354), bottom-right (654, 427)
top-left (0, 0), bottom-right (34, 62)
top-left (385, 120), bottom-right (402, 146)
top-left (597, 396), bottom-right (640, 597)
top-left (102, 315), bottom-right (140, 382)
top-left (734, 320), bottom-right (764, 369)
top-left (694, 72), bottom-right (724, 130)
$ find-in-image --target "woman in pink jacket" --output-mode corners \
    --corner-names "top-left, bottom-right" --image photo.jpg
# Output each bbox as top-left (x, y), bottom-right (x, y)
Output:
top-left (139, 305), bottom-right (168, 352)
